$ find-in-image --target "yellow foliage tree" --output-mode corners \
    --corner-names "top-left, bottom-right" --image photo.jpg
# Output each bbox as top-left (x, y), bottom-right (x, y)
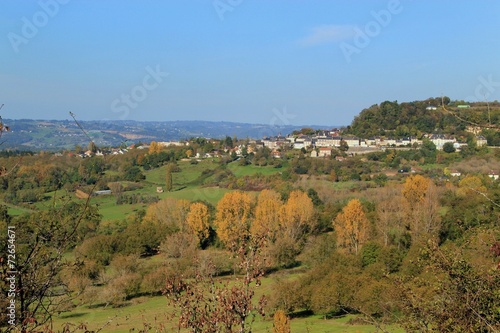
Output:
top-left (215, 191), bottom-right (253, 251)
top-left (402, 174), bottom-right (430, 207)
top-left (273, 309), bottom-right (291, 333)
top-left (149, 141), bottom-right (161, 154)
top-left (281, 190), bottom-right (315, 240)
top-left (250, 189), bottom-right (283, 241)
top-left (186, 202), bottom-right (211, 246)
top-left (401, 175), bottom-right (442, 239)
top-left (334, 198), bottom-right (369, 254)
top-left (457, 175), bottom-right (487, 197)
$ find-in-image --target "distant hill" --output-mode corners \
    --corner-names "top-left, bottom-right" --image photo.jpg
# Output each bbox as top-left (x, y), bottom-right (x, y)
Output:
top-left (0, 119), bottom-right (338, 151)
top-left (3, 97), bottom-right (499, 151)
top-left (346, 97), bottom-right (500, 139)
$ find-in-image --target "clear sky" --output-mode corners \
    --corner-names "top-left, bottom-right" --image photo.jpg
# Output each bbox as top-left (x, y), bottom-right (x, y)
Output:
top-left (1, 0), bottom-right (499, 126)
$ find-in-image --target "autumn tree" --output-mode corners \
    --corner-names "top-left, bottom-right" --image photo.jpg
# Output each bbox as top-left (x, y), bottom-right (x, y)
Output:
top-left (149, 141), bottom-right (161, 154)
top-left (280, 190), bottom-right (315, 241)
top-left (457, 174), bottom-right (487, 197)
top-left (402, 174), bottom-right (430, 208)
top-left (257, 190), bottom-right (315, 268)
top-left (250, 189), bottom-right (283, 241)
top-left (401, 175), bottom-right (441, 240)
top-left (214, 191), bottom-right (253, 251)
top-left (166, 192), bottom-right (266, 333)
top-left (334, 199), bottom-right (369, 254)
top-left (273, 310), bottom-right (291, 333)
top-left (186, 202), bottom-right (211, 247)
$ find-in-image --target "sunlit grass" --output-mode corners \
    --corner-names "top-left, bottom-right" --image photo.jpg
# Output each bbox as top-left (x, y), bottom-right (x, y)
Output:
top-left (51, 270), bottom-right (403, 333)
top-left (226, 160), bottom-right (284, 177)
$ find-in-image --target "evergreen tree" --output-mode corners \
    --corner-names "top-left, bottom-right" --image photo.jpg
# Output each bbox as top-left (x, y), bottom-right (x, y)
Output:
top-left (165, 164), bottom-right (173, 192)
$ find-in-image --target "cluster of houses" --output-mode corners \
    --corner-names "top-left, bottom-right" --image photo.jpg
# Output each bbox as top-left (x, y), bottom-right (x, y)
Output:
top-left (449, 169), bottom-right (499, 180)
top-left (73, 141), bottom-right (187, 158)
top-left (71, 130), bottom-right (489, 161)
top-left (258, 131), bottom-right (488, 155)
top-left (66, 147), bottom-right (129, 158)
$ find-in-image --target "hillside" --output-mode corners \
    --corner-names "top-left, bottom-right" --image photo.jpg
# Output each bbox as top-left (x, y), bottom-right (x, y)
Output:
top-left (347, 97), bottom-right (500, 140)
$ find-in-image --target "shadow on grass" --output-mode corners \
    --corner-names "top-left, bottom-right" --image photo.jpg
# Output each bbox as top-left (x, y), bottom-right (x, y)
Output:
top-left (289, 310), bottom-right (314, 318)
top-left (58, 312), bottom-right (87, 319)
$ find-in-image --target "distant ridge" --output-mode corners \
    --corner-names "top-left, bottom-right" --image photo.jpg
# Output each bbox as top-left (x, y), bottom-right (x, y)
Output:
top-left (0, 119), bottom-right (342, 151)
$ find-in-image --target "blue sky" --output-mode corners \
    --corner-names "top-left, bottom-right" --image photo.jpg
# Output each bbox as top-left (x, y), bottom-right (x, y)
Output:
top-left (1, 1), bottom-right (499, 126)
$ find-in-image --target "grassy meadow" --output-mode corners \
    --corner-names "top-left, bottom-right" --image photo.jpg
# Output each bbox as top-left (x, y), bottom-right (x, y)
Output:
top-left (50, 269), bottom-right (403, 333)
top-left (3, 158), bottom-right (407, 332)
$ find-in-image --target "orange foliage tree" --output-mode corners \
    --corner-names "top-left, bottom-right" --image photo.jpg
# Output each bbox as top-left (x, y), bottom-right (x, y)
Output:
top-left (334, 198), bottom-right (369, 254)
top-left (280, 190), bottom-right (315, 240)
top-left (250, 189), bottom-right (283, 241)
top-left (186, 202), bottom-right (211, 246)
top-left (402, 174), bottom-right (430, 208)
top-left (273, 309), bottom-right (291, 333)
top-left (401, 175), bottom-right (441, 240)
top-left (215, 191), bottom-right (253, 251)
top-left (148, 141), bottom-right (161, 154)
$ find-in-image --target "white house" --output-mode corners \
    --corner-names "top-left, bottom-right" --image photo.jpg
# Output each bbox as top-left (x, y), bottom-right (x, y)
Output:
top-left (316, 136), bottom-right (342, 147)
top-left (488, 171), bottom-right (499, 180)
top-left (428, 134), bottom-right (456, 150)
top-left (342, 136), bottom-right (360, 147)
top-left (318, 147), bottom-right (332, 158)
top-left (476, 136), bottom-right (488, 147)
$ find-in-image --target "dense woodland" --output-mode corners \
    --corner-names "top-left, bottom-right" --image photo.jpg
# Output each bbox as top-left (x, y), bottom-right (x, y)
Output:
top-left (1, 98), bottom-right (500, 332)
top-left (347, 97), bottom-right (500, 144)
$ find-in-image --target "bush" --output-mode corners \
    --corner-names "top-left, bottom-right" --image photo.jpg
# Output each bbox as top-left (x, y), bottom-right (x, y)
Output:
top-left (197, 249), bottom-right (235, 276)
top-left (160, 232), bottom-right (198, 259)
top-left (141, 266), bottom-right (168, 295)
top-left (123, 166), bottom-right (145, 181)
top-left (103, 273), bottom-right (142, 305)
top-left (267, 235), bottom-right (301, 269)
top-left (360, 242), bottom-right (381, 267)
top-left (75, 234), bottom-right (116, 266)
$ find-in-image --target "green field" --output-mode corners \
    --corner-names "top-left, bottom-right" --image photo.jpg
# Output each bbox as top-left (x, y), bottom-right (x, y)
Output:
top-left (50, 271), bottom-right (403, 333)
top-left (226, 160), bottom-right (284, 177)
top-left (52, 301), bottom-right (401, 333)
top-left (4, 202), bottom-right (32, 216)
top-left (48, 255), bottom-right (403, 333)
